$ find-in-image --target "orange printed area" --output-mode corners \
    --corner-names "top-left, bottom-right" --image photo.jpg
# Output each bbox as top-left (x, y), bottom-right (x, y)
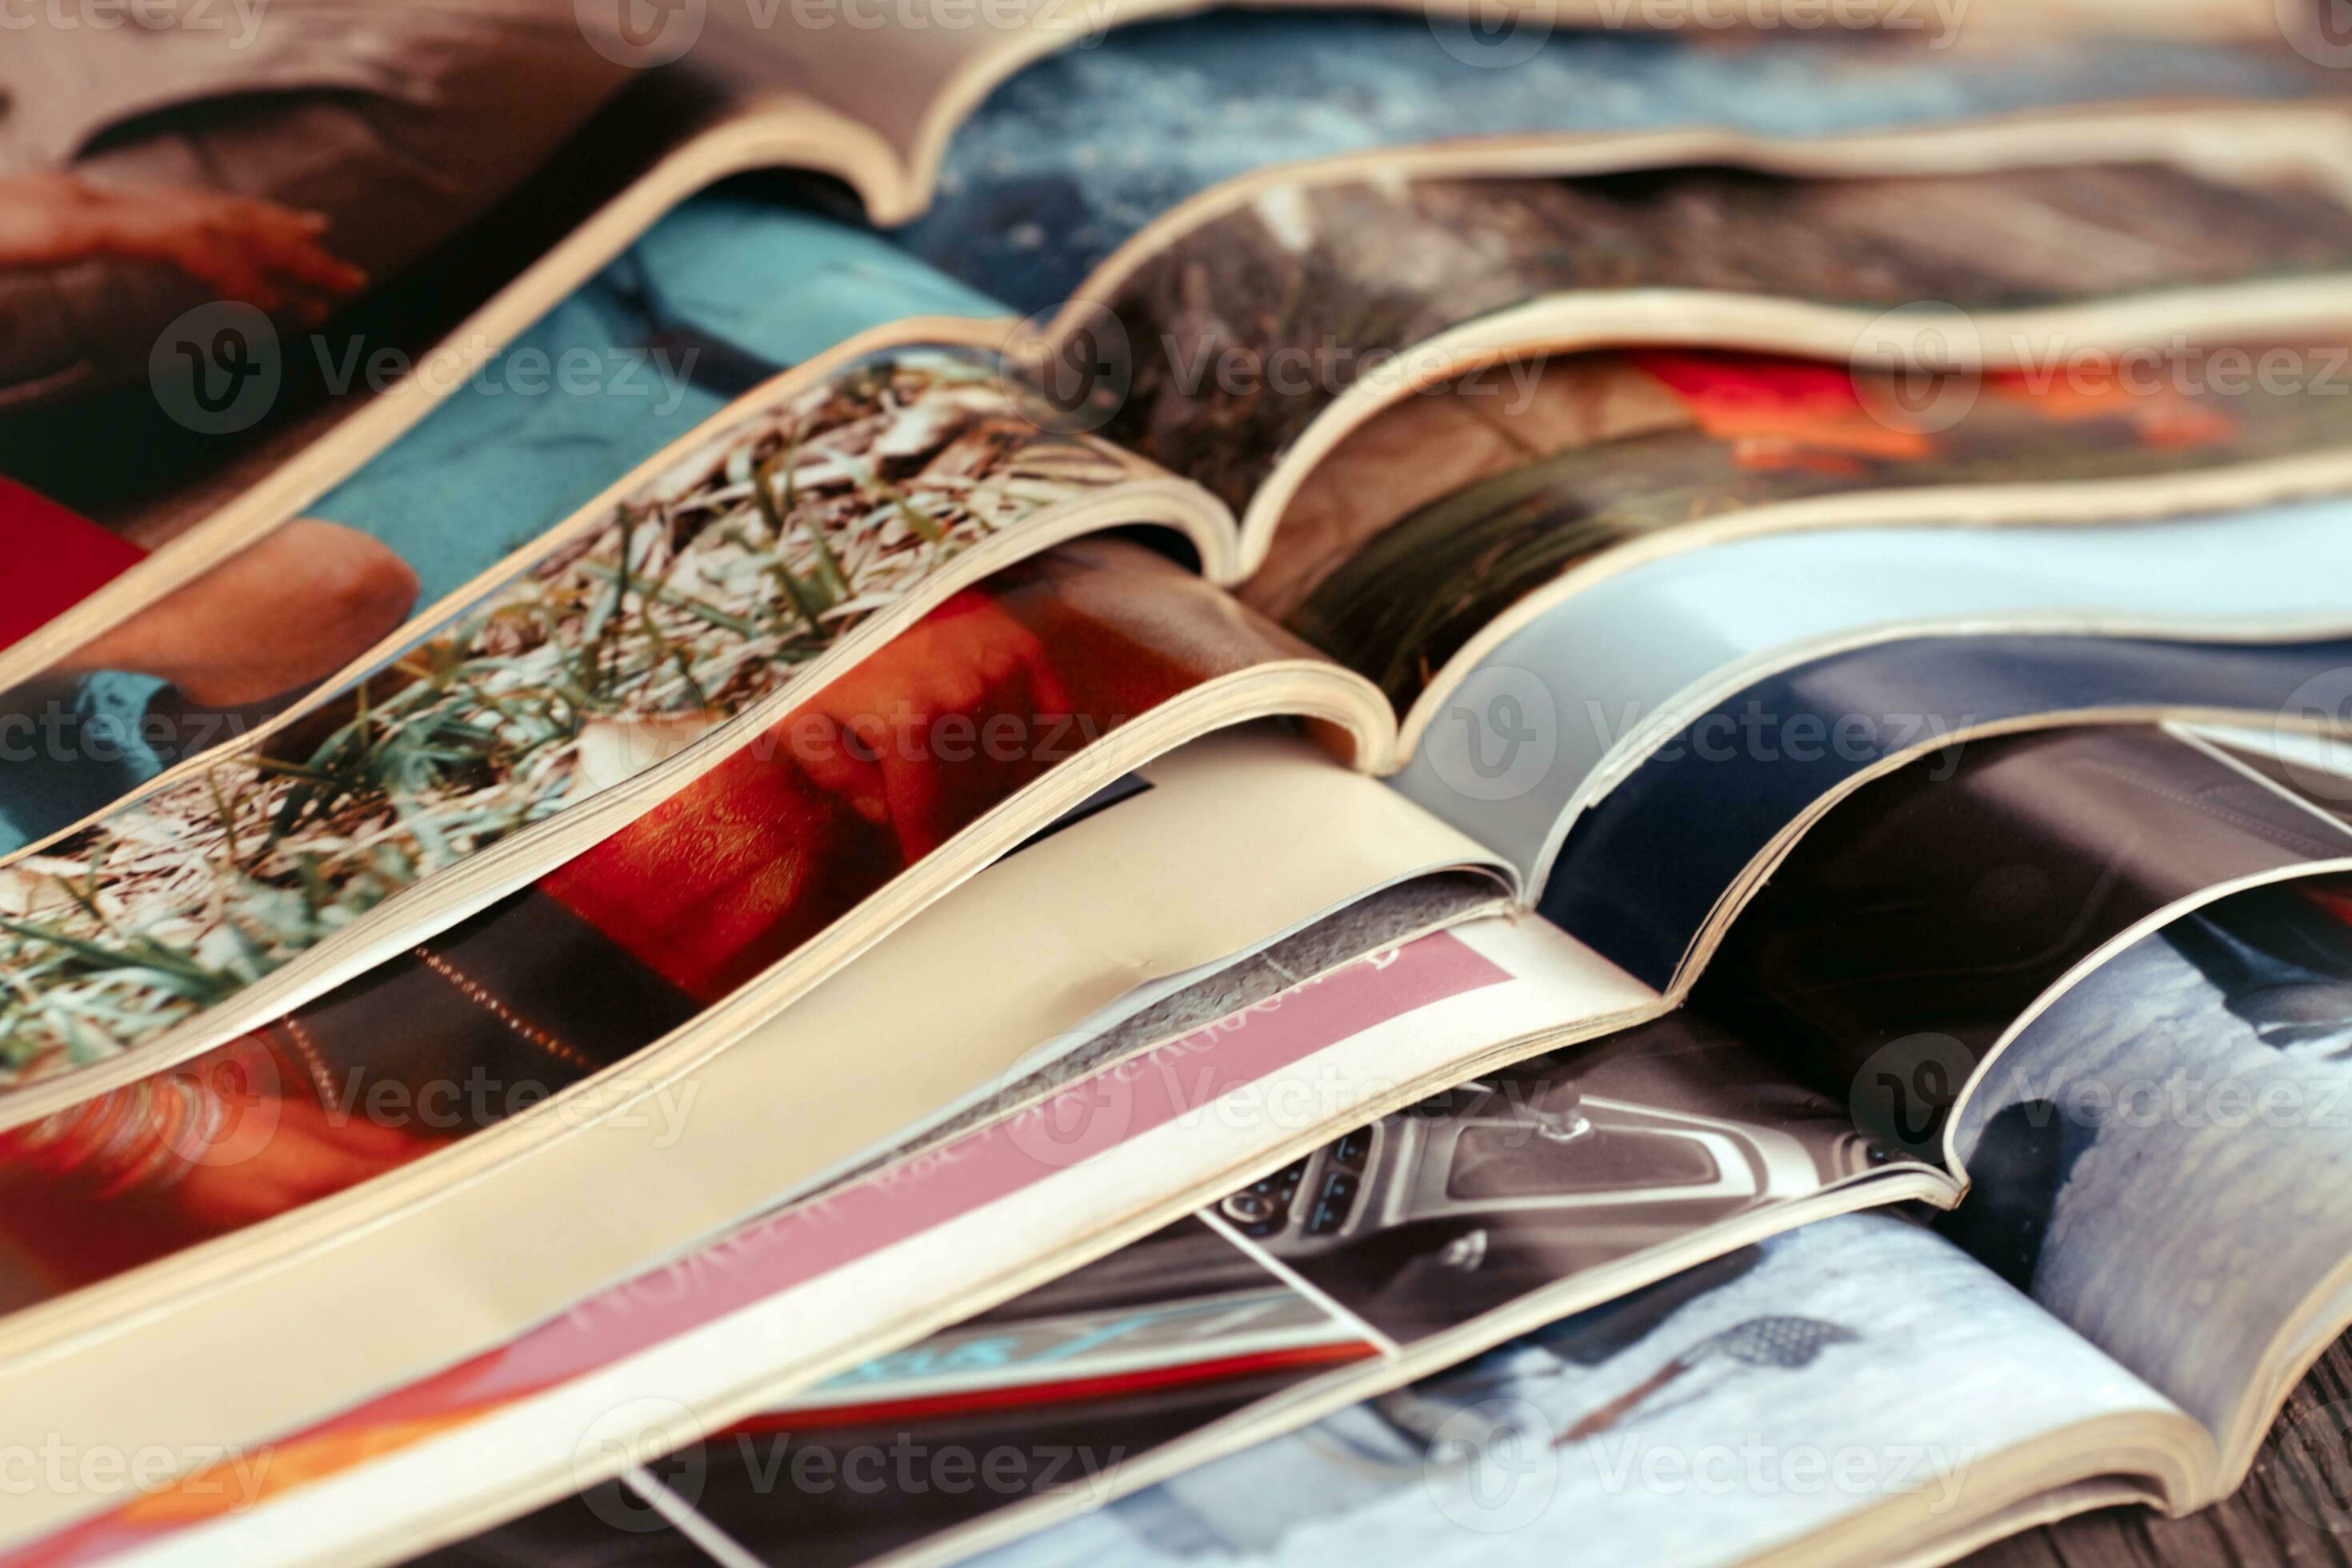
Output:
top-left (1630, 350), bottom-right (1935, 465)
top-left (118, 1406), bottom-right (494, 1526)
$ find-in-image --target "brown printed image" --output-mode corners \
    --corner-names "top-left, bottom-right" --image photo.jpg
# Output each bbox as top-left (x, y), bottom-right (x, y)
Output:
top-left (0, 348), bottom-right (1150, 1080)
top-left (1099, 158), bottom-right (2352, 522)
top-left (0, 538), bottom-right (1312, 1309)
top-left (1265, 342), bottom-right (2352, 708)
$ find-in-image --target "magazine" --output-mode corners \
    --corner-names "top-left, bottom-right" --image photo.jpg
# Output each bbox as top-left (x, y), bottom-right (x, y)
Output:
top-left (959, 867), bottom-right (2352, 1568)
top-left (299, 722), bottom-right (2352, 1568)
top-left (6, 31), bottom-right (2352, 1568)
top-left (0, 907), bottom-right (1650, 1561)
top-left (2, 8), bottom-right (2318, 582)
top-left (25, 721), bottom-right (2352, 1566)
top-left (4, 418), bottom-right (2352, 1552)
top-left (9, 108), bottom-right (2352, 1097)
top-left (14, 98), bottom-right (2352, 841)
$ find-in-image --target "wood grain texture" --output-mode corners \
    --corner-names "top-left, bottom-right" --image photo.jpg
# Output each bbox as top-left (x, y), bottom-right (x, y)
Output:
top-left (1964, 1334), bottom-right (2352, 1568)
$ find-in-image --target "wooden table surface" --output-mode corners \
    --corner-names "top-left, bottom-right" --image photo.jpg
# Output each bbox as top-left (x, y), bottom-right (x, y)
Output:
top-left (1966, 1334), bottom-right (2352, 1568)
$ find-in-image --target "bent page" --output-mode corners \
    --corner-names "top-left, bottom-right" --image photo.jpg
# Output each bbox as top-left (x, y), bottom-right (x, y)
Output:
top-left (699, 1217), bottom-right (2199, 1568)
top-left (1063, 106), bottom-right (2352, 578)
top-left (1947, 868), bottom-right (2352, 1487)
top-left (795, 872), bottom-right (1513, 1205)
top-left (1, 918), bottom-right (1654, 1561)
top-left (1689, 724), bottom-right (2352, 1150)
top-left (1397, 498), bottom-right (2352, 912)
top-left (0, 324), bottom-right (1220, 856)
top-left (488, 1008), bottom-right (1949, 1568)
top-left (1257, 339), bottom-right (2352, 750)
top-left (1548, 637), bottom-right (2352, 995)
top-left (0, 725), bottom-right (1499, 1334)
top-left (0, 536), bottom-right (1386, 1125)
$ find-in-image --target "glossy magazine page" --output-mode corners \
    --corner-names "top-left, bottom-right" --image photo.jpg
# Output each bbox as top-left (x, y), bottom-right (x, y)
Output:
top-left (0, 728), bottom-right (1502, 1386)
top-left (384, 724), bottom-right (2352, 1568)
top-left (19, 107), bottom-right (2352, 866)
top-left (10, 10), bottom-right (2319, 594)
top-left (0, 327), bottom-right (1215, 856)
top-left (1258, 342), bottom-right (2352, 739)
top-left (0, 534), bottom-right (1387, 1119)
top-left (961, 1216), bottom-right (2196, 1568)
top-left (1396, 501), bottom-right (2352, 894)
top-left (0, 917), bottom-right (1652, 1561)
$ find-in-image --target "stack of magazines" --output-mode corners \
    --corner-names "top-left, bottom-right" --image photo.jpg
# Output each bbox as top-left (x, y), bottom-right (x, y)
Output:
top-left (6, 1), bottom-right (2352, 1562)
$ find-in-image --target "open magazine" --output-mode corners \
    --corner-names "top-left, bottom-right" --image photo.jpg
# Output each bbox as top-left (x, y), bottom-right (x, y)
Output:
top-left (7, 36), bottom-right (2352, 1568)
top-left (24, 722), bottom-right (2352, 1566)
top-left (9, 92), bottom-right (2352, 1551)
top-left (0, 3), bottom-right (2318, 573)
top-left (14, 106), bottom-right (2352, 1060)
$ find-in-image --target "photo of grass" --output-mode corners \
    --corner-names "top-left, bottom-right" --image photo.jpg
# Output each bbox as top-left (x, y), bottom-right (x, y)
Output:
top-left (0, 348), bottom-right (1137, 1087)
